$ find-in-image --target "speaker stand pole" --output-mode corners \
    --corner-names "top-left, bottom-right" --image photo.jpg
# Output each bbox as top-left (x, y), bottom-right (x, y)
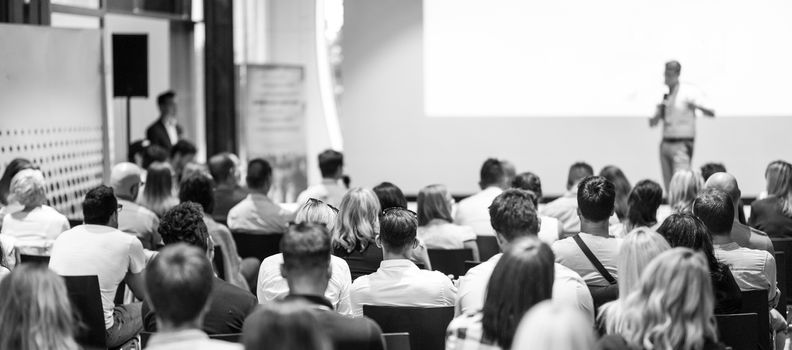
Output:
top-left (125, 95), bottom-right (131, 149)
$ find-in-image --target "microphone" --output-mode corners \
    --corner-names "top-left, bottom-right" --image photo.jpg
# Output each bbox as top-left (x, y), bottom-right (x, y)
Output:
top-left (659, 93), bottom-right (669, 120)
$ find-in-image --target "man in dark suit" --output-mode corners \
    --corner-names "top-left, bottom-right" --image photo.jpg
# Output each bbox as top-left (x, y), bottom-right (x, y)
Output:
top-left (146, 90), bottom-right (182, 150)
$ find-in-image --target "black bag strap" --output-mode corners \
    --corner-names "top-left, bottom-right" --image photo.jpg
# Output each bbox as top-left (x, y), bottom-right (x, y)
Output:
top-left (572, 234), bottom-right (617, 285)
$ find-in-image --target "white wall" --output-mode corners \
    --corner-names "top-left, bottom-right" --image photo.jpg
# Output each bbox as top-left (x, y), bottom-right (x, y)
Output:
top-left (341, 0), bottom-right (792, 197)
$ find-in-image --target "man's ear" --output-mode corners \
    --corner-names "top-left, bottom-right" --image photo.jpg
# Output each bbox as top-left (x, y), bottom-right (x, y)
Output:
top-left (280, 263), bottom-right (288, 279)
top-left (130, 183), bottom-right (140, 199)
top-left (412, 238), bottom-right (419, 249)
top-left (375, 235), bottom-right (382, 248)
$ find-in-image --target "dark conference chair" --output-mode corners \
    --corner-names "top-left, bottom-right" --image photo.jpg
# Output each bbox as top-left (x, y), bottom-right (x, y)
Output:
top-left (771, 237), bottom-right (792, 304)
top-left (213, 245), bottom-right (226, 280)
top-left (61, 275), bottom-right (107, 350)
top-left (231, 231), bottom-right (282, 261)
top-left (427, 249), bottom-right (472, 278)
top-left (363, 305), bottom-right (454, 350)
top-left (382, 333), bottom-right (411, 350)
top-left (775, 251), bottom-right (787, 318)
top-left (716, 313), bottom-right (760, 350)
top-left (475, 236), bottom-right (499, 261)
top-left (738, 289), bottom-right (770, 350)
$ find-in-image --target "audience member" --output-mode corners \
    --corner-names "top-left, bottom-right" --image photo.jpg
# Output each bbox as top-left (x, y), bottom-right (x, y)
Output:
top-left (416, 184), bottom-right (479, 260)
top-left (180, 162), bottom-right (209, 183)
top-left (0, 265), bottom-right (79, 350)
top-left (242, 302), bottom-right (332, 350)
top-left (656, 213), bottom-right (742, 314)
top-left (228, 158), bottom-right (293, 233)
top-left (350, 207), bottom-right (456, 317)
top-left (170, 139), bottom-right (197, 182)
top-left (501, 160), bottom-right (517, 187)
top-left (598, 248), bottom-right (723, 350)
top-left (146, 90), bottom-right (181, 150)
top-left (701, 162), bottom-right (727, 181)
top-left (552, 176), bottom-right (621, 287)
top-left (705, 172), bottom-right (774, 253)
top-left (1, 169), bottom-right (69, 245)
top-left (258, 198), bottom-right (353, 315)
top-left (456, 189), bottom-right (593, 321)
top-left (0, 157), bottom-right (34, 209)
top-left (179, 174), bottom-right (259, 291)
top-left (277, 222), bottom-right (384, 349)
top-left (49, 185), bottom-right (146, 348)
top-left (144, 244), bottom-right (242, 350)
top-left (693, 189), bottom-right (786, 340)
top-left (372, 181), bottom-right (408, 210)
top-left (511, 172), bottom-right (561, 244)
top-left (142, 202), bottom-right (257, 334)
top-left (668, 169), bottom-right (704, 213)
top-left (749, 160), bottom-right (792, 238)
top-left (142, 145), bottom-right (170, 175)
top-left (208, 152), bottom-right (249, 221)
top-left (296, 149), bottom-right (348, 207)
top-left (510, 301), bottom-right (596, 350)
top-left (110, 162), bottom-right (161, 250)
top-left (128, 139), bottom-right (148, 167)
top-left (447, 237), bottom-right (554, 350)
top-left (615, 179), bottom-right (663, 236)
top-left (540, 162), bottom-right (595, 234)
top-left (138, 161), bottom-right (179, 217)
top-left (599, 165), bottom-right (631, 221)
top-left (598, 228), bottom-right (670, 334)
top-left (455, 158), bottom-right (508, 235)
top-left (333, 188), bottom-right (384, 278)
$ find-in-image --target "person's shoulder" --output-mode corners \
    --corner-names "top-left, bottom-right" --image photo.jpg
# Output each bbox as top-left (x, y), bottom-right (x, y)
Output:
top-left (597, 334), bottom-right (630, 350)
top-left (554, 262), bottom-right (584, 281)
top-left (214, 278), bottom-right (257, 304)
top-left (551, 236), bottom-right (575, 251)
top-left (752, 197), bottom-right (778, 210)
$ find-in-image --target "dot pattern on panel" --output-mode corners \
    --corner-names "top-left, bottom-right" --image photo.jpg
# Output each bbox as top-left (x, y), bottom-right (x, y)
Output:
top-left (0, 126), bottom-right (104, 220)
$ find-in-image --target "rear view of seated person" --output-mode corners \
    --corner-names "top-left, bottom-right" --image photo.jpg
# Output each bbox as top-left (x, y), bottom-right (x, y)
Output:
top-left (667, 169), bottom-right (705, 214)
top-left (617, 179), bottom-right (663, 237)
top-left (511, 172), bottom-right (561, 244)
top-left (350, 207), bottom-right (456, 317)
top-left (243, 302), bottom-right (332, 350)
top-left (142, 202), bottom-right (257, 335)
top-left (540, 162), bottom-right (595, 235)
top-left (169, 139), bottom-right (197, 183)
top-left (145, 244), bottom-right (241, 350)
top-left (228, 158), bottom-right (293, 233)
top-left (49, 185), bottom-right (146, 348)
top-left (454, 158), bottom-right (509, 236)
top-left (1, 169), bottom-right (69, 246)
top-left (208, 152), bottom-right (249, 222)
top-left (258, 198), bottom-right (353, 316)
top-left (416, 184), bottom-right (479, 261)
top-left (552, 176), bottom-right (622, 287)
top-left (705, 172), bottom-right (774, 254)
top-left (372, 182), bottom-right (408, 210)
top-left (179, 173), bottom-right (259, 291)
top-left (296, 149), bottom-right (348, 208)
top-left (110, 162), bottom-right (161, 250)
top-left (749, 160), bottom-right (792, 238)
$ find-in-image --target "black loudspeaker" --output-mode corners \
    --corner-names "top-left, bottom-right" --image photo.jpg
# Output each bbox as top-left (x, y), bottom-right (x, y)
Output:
top-left (112, 34), bottom-right (148, 97)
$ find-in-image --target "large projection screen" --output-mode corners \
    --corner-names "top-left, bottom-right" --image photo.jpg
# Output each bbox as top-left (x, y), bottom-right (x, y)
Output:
top-left (424, 0), bottom-right (792, 118)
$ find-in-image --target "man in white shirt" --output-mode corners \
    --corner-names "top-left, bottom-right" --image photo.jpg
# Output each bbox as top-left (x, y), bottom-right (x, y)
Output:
top-left (454, 158), bottom-right (508, 236)
top-left (456, 189), bottom-right (594, 321)
top-left (49, 185), bottom-right (147, 348)
top-left (704, 172), bottom-right (774, 254)
top-left (649, 61), bottom-right (715, 190)
top-left (540, 162), bottom-right (594, 235)
top-left (351, 207), bottom-right (456, 317)
top-left (552, 176), bottom-right (622, 287)
top-left (228, 159), bottom-right (294, 233)
top-left (144, 244), bottom-right (241, 350)
top-left (1, 169), bottom-right (70, 246)
top-left (296, 149), bottom-right (348, 208)
top-left (110, 162), bottom-right (161, 250)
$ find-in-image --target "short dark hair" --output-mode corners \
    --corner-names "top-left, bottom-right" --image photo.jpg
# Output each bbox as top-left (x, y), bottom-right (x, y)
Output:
top-left (665, 60), bottom-right (682, 73)
top-left (179, 174), bottom-right (215, 213)
top-left (577, 176), bottom-right (615, 222)
top-left (489, 189), bottom-right (539, 241)
top-left (143, 145), bottom-right (169, 170)
top-left (656, 213), bottom-right (724, 281)
top-left (373, 182), bottom-right (407, 210)
top-left (480, 158), bottom-right (505, 187)
top-left (692, 188), bottom-right (734, 235)
top-left (83, 185), bottom-right (118, 225)
top-left (170, 140), bottom-right (197, 158)
top-left (281, 222), bottom-right (332, 273)
top-left (511, 172), bottom-right (542, 204)
top-left (145, 243), bottom-right (213, 327)
top-left (158, 202), bottom-right (210, 252)
top-left (379, 207), bottom-right (418, 250)
top-left (626, 179), bottom-right (663, 228)
top-left (567, 162), bottom-right (594, 189)
top-left (700, 163), bottom-right (727, 181)
top-left (208, 153), bottom-right (235, 183)
top-left (157, 90), bottom-right (176, 107)
top-left (246, 158), bottom-right (272, 190)
top-left (318, 150), bottom-right (343, 178)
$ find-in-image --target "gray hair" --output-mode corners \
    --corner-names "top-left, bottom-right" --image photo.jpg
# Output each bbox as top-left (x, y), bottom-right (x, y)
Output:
top-left (9, 169), bottom-right (47, 208)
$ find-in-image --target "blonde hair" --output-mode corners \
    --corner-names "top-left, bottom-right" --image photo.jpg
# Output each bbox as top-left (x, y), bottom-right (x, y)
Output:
top-left (9, 169), bottom-right (47, 208)
top-left (618, 248), bottom-right (717, 350)
top-left (417, 184), bottom-right (453, 226)
top-left (333, 188), bottom-right (380, 252)
top-left (0, 265), bottom-right (78, 350)
top-left (668, 170), bottom-right (704, 213)
top-left (295, 199), bottom-right (339, 234)
top-left (765, 160), bottom-right (792, 216)
top-left (510, 301), bottom-right (595, 350)
top-left (600, 227), bottom-right (671, 333)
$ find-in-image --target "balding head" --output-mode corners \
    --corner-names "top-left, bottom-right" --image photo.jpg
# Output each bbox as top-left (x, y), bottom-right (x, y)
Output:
top-left (704, 172), bottom-right (741, 214)
top-left (110, 162), bottom-right (143, 201)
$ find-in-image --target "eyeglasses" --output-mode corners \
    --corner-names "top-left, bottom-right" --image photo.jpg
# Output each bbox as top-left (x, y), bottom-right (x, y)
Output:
top-left (307, 198), bottom-right (339, 213)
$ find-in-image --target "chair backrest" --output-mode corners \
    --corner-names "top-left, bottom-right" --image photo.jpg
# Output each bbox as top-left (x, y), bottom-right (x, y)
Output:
top-left (231, 231), bottom-right (283, 261)
top-left (382, 332), bottom-right (411, 350)
top-left (775, 251), bottom-right (787, 318)
top-left (363, 305), bottom-right (454, 350)
top-left (213, 245), bottom-right (226, 280)
top-left (475, 235), bottom-right (499, 261)
top-left (738, 289), bottom-right (770, 350)
top-left (427, 249), bottom-right (472, 278)
top-left (18, 254), bottom-right (50, 265)
top-left (61, 275), bottom-right (107, 349)
top-left (771, 237), bottom-right (792, 305)
top-left (716, 313), bottom-right (759, 350)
